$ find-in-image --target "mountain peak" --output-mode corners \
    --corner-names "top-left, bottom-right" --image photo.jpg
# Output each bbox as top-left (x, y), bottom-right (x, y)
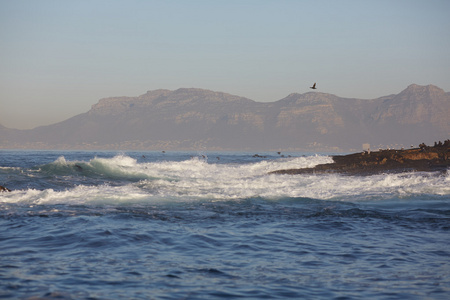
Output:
top-left (277, 91), bottom-right (340, 105)
top-left (403, 84), bottom-right (445, 95)
top-left (174, 87), bottom-right (212, 93)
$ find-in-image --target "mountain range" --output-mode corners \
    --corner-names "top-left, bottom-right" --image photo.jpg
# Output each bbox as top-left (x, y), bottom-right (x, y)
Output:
top-left (1, 84), bottom-right (449, 152)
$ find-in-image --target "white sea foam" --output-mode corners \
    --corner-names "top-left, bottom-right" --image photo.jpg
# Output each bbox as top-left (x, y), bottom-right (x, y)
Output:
top-left (1, 155), bottom-right (449, 205)
top-left (0, 166), bottom-right (21, 170)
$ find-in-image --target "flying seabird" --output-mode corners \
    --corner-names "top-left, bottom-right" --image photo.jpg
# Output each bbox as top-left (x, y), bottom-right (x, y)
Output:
top-left (310, 83), bottom-right (317, 90)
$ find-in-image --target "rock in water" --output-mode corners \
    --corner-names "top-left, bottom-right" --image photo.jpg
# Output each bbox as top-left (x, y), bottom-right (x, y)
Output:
top-left (270, 140), bottom-right (450, 176)
top-left (0, 185), bottom-right (11, 192)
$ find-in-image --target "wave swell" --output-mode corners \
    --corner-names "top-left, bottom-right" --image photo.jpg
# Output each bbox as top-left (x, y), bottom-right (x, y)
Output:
top-left (1, 154), bottom-right (449, 206)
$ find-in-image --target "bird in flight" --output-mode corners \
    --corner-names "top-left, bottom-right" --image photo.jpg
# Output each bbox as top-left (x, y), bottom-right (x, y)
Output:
top-left (310, 83), bottom-right (317, 89)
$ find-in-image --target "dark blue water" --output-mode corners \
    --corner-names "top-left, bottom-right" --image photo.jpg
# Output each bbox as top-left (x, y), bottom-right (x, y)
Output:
top-left (1, 150), bottom-right (449, 299)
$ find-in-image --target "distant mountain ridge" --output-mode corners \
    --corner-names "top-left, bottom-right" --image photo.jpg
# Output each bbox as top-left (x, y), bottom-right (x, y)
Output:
top-left (1, 84), bottom-right (449, 151)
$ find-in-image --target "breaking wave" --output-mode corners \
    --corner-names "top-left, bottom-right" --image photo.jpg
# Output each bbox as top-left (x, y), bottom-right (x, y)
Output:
top-left (1, 154), bottom-right (449, 206)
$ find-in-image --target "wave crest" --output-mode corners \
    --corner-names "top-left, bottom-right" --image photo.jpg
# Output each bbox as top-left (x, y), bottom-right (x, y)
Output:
top-left (1, 154), bottom-right (449, 206)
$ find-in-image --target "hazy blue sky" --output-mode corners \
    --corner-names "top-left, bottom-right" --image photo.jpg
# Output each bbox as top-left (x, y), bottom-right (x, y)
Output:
top-left (1, 0), bottom-right (449, 129)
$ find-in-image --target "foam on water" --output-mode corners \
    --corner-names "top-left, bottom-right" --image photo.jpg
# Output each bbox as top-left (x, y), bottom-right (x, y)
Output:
top-left (1, 154), bottom-right (449, 206)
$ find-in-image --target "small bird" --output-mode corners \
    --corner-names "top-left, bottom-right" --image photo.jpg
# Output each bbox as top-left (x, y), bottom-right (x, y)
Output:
top-left (310, 83), bottom-right (317, 89)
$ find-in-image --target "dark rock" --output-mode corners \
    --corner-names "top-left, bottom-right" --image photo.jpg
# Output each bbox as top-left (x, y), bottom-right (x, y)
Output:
top-left (270, 140), bottom-right (450, 176)
top-left (0, 185), bottom-right (11, 192)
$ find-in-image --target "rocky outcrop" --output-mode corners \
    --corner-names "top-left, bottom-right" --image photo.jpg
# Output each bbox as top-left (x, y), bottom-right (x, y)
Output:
top-left (271, 140), bottom-right (450, 176)
top-left (0, 185), bottom-right (11, 192)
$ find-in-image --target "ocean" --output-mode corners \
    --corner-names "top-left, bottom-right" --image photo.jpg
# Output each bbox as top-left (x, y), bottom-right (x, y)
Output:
top-left (1, 150), bottom-right (449, 299)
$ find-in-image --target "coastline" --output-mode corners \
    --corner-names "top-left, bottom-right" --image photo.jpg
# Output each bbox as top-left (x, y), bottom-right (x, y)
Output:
top-left (271, 141), bottom-right (450, 176)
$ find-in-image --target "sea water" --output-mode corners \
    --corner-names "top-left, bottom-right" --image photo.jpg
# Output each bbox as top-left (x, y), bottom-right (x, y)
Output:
top-left (0, 150), bottom-right (449, 299)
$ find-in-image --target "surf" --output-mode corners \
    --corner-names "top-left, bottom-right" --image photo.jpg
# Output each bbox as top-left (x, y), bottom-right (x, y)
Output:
top-left (1, 153), bottom-right (449, 206)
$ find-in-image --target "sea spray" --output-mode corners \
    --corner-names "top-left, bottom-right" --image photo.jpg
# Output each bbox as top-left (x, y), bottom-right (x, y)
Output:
top-left (1, 153), bottom-right (448, 205)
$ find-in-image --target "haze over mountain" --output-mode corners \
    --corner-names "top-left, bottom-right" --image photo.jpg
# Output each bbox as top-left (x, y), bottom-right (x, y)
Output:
top-left (1, 84), bottom-right (448, 152)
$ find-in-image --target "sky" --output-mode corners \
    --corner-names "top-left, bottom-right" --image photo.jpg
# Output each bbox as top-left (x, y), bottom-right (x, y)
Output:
top-left (1, 0), bottom-right (449, 129)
